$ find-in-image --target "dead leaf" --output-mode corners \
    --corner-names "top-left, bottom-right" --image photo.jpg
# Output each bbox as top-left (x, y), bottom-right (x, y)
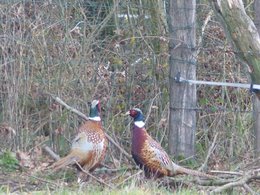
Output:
top-left (54, 127), bottom-right (64, 135)
top-left (16, 151), bottom-right (34, 169)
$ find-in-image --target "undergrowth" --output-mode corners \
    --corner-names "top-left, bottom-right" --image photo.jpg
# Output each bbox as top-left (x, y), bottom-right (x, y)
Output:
top-left (0, 0), bottom-right (258, 194)
top-left (0, 151), bottom-right (19, 172)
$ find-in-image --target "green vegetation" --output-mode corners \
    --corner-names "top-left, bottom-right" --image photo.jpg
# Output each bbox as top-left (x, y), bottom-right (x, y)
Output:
top-left (0, 151), bottom-right (19, 172)
top-left (0, 180), bottom-right (201, 195)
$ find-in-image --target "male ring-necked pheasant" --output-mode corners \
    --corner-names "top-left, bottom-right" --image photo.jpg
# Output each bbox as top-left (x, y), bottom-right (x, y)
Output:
top-left (51, 100), bottom-right (107, 178)
top-left (126, 108), bottom-right (216, 179)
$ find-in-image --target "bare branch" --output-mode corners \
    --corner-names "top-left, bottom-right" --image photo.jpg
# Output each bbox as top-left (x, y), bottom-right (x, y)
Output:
top-left (145, 92), bottom-right (162, 123)
top-left (210, 170), bottom-right (259, 194)
top-left (196, 9), bottom-right (213, 57)
top-left (42, 144), bottom-right (60, 161)
top-left (199, 132), bottom-right (218, 172)
top-left (209, 170), bottom-right (243, 176)
top-left (243, 184), bottom-right (257, 195)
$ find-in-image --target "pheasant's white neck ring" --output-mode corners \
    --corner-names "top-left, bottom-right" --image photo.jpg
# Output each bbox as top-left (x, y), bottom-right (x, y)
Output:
top-left (89, 116), bottom-right (101, 121)
top-left (134, 121), bottom-right (145, 128)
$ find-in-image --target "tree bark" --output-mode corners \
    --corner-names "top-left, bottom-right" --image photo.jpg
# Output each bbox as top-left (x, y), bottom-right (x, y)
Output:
top-left (210, 0), bottom-right (260, 158)
top-left (253, 1), bottom-right (260, 158)
top-left (253, 96), bottom-right (260, 158)
top-left (167, 0), bottom-right (196, 158)
top-left (255, 1), bottom-right (260, 32)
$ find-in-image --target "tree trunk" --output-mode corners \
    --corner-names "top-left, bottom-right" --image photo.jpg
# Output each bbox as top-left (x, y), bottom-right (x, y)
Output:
top-left (253, 96), bottom-right (260, 158)
top-left (167, 0), bottom-right (196, 158)
top-left (210, 0), bottom-right (260, 158)
top-left (253, 1), bottom-right (260, 158)
top-left (255, 1), bottom-right (260, 31)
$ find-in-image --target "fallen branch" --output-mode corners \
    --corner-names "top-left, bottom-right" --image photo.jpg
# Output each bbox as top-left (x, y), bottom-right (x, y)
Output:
top-left (243, 157), bottom-right (260, 169)
top-left (46, 93), bottom-right (132, 161)
top-left (209, 170), bottom-right (243, 177)
top-left (42, 145), bottom-right (60, 161)
top-left (243, 184), bottom-right (256, 195)
top-left (105, 132), bottom-right (132, 160)
top-left (210, 169), bottom-right (259, 194)
top-left (168, 175), bottom-right (231, 186)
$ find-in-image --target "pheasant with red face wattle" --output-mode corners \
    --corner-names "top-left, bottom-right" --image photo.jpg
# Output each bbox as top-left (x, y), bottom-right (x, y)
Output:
top-left (126, 108), bottom-right (216, 179)
top-left (51, 100), bottom-right (107, 180)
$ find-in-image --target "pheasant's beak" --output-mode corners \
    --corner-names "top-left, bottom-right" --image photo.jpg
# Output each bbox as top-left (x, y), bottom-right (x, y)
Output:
top-left (124, 111), bottom-right (130, 116)
top-left (91, 100), bottom-right (99, 108)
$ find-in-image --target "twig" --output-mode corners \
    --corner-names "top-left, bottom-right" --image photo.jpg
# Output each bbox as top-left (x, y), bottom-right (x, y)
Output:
top-left (42, 144), bottom-right (60, 161)
top-left (209, 170), bottom-right (243, 176)
top-left (196, 9), bottom-right (213, 57)
top-left (191, 177), bottom-right (233, 186)
top-left (47, 93), bottom-right (89, 121)
top-left (95, 166), bottom-right (139, 173)
top-left (210, 170), bottom-right (259, 194)
top-left (198, 132), bottom-right (218, 172)
top-left (158, 103), bottom-right (169, 144)
top-left (74, 160), bottom-right (114, 189)
top-left (243, 184), bottom-right (257, 195)
top-left (104, 132), bottom-right (132, 160)
top-left (168, 176), bottom-right (232, 186)
top-left (24, 173), bottom-right (59, 187)
top-left (47, 93), bottom-right (133, 161)
top-left (145, 92), bottom-right (162, 123)
top-left (115, 170), bottom-right (143, 188)
top-left (210, 176), bottom-right (249, 193)
top-left (243, 157), bottom-right (260, 169)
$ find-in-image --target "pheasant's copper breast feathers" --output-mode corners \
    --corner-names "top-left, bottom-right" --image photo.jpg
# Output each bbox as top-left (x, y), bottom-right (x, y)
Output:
top-left (78, 121), bottom-right (104, 143)
top-left (51, 100), bottom-right (107, 176)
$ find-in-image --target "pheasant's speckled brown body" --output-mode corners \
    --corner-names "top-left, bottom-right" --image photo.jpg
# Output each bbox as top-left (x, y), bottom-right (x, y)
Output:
top-left (127, 108), bottom-right (216, 179)
top-left (51, 100), bottom-right (107, 176)
top-left (132, 125), bottom-right (171, 178)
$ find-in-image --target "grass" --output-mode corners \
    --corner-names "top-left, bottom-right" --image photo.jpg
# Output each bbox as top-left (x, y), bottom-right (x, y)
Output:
top-left (0, 180), bottom-right (201, 195)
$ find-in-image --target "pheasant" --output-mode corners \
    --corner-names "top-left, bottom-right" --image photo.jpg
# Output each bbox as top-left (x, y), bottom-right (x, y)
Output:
top-left (126, 108), bottom-right (216, 179)
top-left (51, 100), bottom-right (107, 179)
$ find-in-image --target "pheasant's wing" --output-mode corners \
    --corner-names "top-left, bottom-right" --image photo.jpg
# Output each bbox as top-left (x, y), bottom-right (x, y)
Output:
top-left (144, 136), bottom-right (173, 171)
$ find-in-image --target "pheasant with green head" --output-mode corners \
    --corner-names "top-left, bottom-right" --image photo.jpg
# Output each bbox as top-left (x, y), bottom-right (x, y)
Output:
top-left (51, 100), bottom-right (107, 179)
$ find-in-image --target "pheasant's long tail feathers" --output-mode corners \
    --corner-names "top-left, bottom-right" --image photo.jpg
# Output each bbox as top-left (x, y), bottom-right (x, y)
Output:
top-left (51, 153), bottom-right (81, 171)
top-left (171, 162), bottom-right (217, 179)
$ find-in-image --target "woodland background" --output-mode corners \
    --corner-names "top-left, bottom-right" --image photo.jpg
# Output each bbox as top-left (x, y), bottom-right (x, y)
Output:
top-left (0, 0), bottom-right (259, 194)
